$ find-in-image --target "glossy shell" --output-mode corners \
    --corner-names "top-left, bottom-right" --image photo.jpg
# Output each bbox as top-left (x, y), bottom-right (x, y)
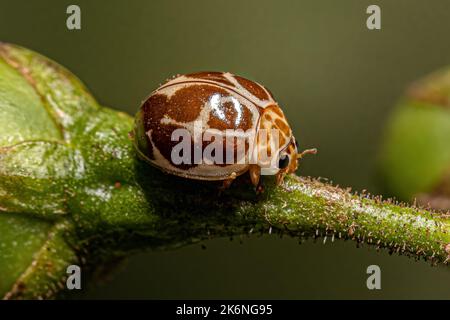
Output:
top-left (134, 72), bottom-right (294, 181)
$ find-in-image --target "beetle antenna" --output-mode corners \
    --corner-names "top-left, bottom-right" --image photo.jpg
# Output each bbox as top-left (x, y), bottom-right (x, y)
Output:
top-left (297, 148), bottom-right (317, 159)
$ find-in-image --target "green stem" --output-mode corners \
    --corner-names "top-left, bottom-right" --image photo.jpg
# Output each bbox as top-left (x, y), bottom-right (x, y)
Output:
top-left (83, 159), bottom-right (450, 266)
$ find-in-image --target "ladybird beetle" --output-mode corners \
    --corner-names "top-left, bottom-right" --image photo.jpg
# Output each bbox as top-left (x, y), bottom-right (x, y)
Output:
top-left (133, 72), bottom-right (315, 190)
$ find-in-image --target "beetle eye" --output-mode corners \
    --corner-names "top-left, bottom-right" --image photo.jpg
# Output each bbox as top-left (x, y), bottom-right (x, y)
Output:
top-left (278, 154), bottom-right (290, 169)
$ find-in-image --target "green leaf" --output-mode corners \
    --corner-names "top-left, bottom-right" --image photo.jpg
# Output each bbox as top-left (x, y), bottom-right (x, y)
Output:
top-left (0, 213), bottom-right (52, 295)
top-left (0, 43), bottom-right (90, 298)
top-left (0, 54), bottom-right (61, 146)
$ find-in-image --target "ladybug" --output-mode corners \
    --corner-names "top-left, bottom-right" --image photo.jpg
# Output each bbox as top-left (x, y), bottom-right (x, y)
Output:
top-left (133, 72), bottom-right (315, 190)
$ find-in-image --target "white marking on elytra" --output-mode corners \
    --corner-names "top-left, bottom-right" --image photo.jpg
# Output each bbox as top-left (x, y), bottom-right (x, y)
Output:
top-left (158, 73), bottom-right (276, 109)
top-left (156, 80), bottom-right (189, 99)
top-left (157, 84), bottom-right (260, 141)
top-left (145, 129), bottom-right (174, 168)
top-left (222, 72), bottom-right (274, 108)
top-left (261, 86), bottom-right (274, 103)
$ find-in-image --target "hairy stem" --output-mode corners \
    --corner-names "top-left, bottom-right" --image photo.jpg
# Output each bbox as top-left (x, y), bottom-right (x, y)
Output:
top-left (87, 159), bottom-right (450, 267)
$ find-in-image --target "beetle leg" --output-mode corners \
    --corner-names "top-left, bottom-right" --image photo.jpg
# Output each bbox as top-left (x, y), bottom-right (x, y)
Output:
top-left (219, 172), bottom-right (237, 191)
top-left (275, 171), bottom-right (285, 186)
top-left (249, 165), bottom-right (261, 187)
top-left (256, 181), bottom-right (265, 194)
top-left (220, 179), bottom-right (234, 190)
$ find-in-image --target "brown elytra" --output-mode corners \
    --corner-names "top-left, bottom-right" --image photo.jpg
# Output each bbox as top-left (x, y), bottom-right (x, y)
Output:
top-left (133, 72), bottom-right (307, 189)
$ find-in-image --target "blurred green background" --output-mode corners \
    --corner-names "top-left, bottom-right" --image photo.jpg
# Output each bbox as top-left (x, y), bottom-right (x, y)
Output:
top-left (2, 0), bottom-right (450, 299)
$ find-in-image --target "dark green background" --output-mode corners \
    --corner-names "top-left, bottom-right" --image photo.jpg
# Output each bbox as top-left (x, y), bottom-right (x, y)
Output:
top-left (2, 0), bottom-right (450, 299)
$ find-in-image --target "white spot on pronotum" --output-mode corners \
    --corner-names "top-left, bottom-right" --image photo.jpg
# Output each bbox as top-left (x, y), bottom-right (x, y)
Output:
top-left (66, 265), bottom-right (81, 290)
top-left (366, 265), bottom-right (381, 290)
top-left (66, 5), bottom-right (81, 30)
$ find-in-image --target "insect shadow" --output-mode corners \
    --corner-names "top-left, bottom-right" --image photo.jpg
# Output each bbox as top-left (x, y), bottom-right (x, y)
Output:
top-left (133, 157), bottom-right (272, 220)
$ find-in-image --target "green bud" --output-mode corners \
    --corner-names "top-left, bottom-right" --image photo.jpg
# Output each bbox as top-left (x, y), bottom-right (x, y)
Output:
top-left (378, 67), bottom-right (450, 208)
